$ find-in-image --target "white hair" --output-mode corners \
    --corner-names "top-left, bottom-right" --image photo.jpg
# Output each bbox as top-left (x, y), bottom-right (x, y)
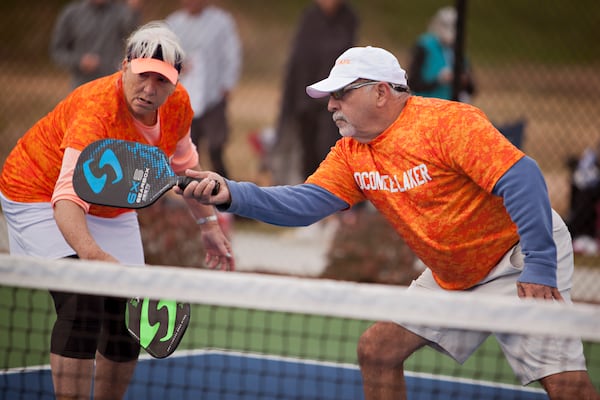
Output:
top-left (428, 6), bottom-right (457, 45)
top-left (125, 21), bottom-right (185, 71)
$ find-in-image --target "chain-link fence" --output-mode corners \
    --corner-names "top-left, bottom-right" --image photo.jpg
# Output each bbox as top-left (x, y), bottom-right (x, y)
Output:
top-left (1, 0), bottom-right (599, 281)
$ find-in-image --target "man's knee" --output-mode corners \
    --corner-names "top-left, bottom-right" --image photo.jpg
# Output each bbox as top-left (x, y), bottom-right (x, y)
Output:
top-left (357, 322), bottom-right (423, 368)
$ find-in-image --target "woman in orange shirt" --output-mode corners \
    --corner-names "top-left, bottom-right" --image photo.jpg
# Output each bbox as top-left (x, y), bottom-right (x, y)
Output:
top-left (0, 21), bottom-right (234, 399)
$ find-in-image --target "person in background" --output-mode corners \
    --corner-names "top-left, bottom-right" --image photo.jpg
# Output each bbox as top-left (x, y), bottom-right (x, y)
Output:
top-left (50, 0), bottom-right (143, 89)
top-left (408, 6), bottom-right (475, 102)
top-left (166, 0), bottom-right (242, 180)
top-left (0, 21), bottom-right (234, 400)
top-left (409, 6), bottom-right (527, 152)
top-left (178, 46), bottom-right (599, 400)
top-left (567, 141), bottom-right (600, 255)
top-left (269, 0), bottom-right (359, 185)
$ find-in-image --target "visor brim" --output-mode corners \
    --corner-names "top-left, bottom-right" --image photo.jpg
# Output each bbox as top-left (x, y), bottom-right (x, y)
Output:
top-left (130, 58), bottom-right (179, 85)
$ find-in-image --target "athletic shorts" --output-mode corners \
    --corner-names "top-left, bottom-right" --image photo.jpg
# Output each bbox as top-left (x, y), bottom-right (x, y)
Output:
top-left (0, 195), bottom-right (145, 360)
top-left (50, 283), bottom-right (140, 362)
top-left (0, 193), bottom-right (143, 264)
top-left (401, 209), bottom-right (588, 385)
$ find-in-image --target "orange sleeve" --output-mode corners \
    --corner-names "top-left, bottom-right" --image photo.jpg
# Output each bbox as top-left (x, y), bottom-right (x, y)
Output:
top-left (170, 131), bottom-right (199, 173)
top-left (51, 148), bottom-right (91, 212)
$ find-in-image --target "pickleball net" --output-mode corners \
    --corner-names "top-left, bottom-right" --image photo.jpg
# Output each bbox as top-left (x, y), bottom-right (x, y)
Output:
top-left (1, 254), bottom-right (599, 399)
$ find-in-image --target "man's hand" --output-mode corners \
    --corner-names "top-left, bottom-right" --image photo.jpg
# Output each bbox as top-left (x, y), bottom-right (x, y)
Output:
top-left (517, 282), bottom-right (563, 301)
top-left (176, 169), bottom-right (231, 206)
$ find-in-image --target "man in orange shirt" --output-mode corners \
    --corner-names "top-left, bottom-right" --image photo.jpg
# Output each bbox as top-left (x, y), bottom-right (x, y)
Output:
top-left (179, 46), bottom-right (599, 399)
top-left (0, 21), bottom-right (233, 400)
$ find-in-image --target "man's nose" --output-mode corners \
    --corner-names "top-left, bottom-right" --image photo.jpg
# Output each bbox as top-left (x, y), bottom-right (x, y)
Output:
top-left (327, 97), bottom-right (339, 112)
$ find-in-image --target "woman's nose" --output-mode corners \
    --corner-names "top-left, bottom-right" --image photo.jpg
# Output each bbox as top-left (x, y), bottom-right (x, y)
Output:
top-left (142, 80), bottom-right (157, 95)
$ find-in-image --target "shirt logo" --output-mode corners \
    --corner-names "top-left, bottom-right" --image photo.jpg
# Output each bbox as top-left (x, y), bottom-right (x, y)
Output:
top-left (354, 163), bottom-right (432, 192)
top-left (82, 149), bottom-right (123, 194)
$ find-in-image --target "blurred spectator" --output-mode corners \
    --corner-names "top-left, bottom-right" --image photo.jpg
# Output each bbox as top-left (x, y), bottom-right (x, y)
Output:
top-left (408, 6), bottom-right (527, 150)
top-left (269, 0), bottom-right (359, 185)
top-left (50, 0), bottom-right (143, 89)
top-left (408, 6), bottom-right (475, 102)
top-left (166, 0), bottom-right (242, 179)
top-left (567, 141), bottom-right (600, 255)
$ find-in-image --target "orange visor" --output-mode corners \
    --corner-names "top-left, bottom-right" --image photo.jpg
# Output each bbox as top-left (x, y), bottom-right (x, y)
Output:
top-left (130, 58), bottom-right (179, 85)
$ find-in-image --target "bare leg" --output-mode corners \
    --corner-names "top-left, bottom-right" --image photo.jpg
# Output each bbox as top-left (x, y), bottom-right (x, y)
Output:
top-left (50, 353), bottom-right (94, 400)
top-left (93, 351), bottom-right (137, 400)
top-left (357, 321), bottom-right (428, 400)
top-left (540, 371), bottom-right (600, 400)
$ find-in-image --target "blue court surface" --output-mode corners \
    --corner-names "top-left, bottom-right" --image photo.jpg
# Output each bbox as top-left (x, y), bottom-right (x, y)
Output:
top-left (1, 350), bottom-right (547, 399)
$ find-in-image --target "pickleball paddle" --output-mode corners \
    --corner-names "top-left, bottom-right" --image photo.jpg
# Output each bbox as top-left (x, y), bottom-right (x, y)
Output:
top-left (73, 138), bottom-right (219, 209)
top-left (125, 298), bottom-right (190, 359)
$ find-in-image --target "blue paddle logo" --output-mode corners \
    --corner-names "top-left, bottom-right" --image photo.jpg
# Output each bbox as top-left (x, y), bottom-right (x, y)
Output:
top-left (82, 149), bottom-right (123, 193)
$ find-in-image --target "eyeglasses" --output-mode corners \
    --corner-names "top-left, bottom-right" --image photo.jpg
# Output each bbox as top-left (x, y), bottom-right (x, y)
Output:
top-left (329, 81), bottom-right (379, 100)
top-left (329, 81), bottom-right (409, 100)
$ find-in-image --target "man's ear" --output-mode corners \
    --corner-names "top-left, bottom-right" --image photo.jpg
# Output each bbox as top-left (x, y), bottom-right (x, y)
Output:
top-left (375, 82), bottom-right (390, 105)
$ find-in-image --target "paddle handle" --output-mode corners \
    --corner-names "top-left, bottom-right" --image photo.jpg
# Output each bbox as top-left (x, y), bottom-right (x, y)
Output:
top-left (177, 176), bottom-right (220, 196)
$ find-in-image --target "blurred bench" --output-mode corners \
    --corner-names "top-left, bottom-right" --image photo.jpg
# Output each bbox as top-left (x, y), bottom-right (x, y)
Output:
top-left (496, 119), bottom-right (526, 149)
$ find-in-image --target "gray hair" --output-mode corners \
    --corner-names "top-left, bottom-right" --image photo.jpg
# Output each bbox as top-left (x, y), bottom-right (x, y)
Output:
top-left (428, 6), bottom-right (456, 45)
top-left (125, 21), bottom-right (185, 72)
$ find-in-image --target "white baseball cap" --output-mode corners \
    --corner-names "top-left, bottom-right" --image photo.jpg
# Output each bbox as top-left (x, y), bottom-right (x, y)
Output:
top-left (306, 46), bottom-right (408, 98)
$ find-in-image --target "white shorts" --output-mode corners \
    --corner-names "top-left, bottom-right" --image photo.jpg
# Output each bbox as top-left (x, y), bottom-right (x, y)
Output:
top-left (0, 192), bottom-right (144, 265)
top-left (402, 210), bottom-right (587, 385)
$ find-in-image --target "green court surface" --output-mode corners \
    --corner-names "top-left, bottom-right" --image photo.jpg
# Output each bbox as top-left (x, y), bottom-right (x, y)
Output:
top-left (1, 286), bottom-right (599, 392)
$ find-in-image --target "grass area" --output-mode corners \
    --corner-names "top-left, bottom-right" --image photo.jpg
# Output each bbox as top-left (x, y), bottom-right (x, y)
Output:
top-left (2, 1), bottom-right (599, 65)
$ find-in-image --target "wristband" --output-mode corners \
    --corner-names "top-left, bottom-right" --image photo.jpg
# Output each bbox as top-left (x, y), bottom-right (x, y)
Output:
top-left (196, 215), bottom-right (218, 225)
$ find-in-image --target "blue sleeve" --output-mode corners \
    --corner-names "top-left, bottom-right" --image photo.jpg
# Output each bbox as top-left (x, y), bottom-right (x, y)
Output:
top-left (218, 181), bottom-right (349, 227)
top-left (492, 156), bottom-right (558, 287)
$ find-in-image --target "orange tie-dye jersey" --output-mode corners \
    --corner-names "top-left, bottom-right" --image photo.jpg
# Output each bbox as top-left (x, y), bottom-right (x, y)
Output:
top-left (307, 96), bottom-right (525, 290)
top-left (0, 72), bottom-right (193, 218)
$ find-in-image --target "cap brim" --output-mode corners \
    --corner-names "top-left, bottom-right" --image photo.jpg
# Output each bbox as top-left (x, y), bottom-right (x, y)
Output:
top-left (130, 58), bottom-right (179, 85)
top-left (306, 76), bottom-right (357, 98)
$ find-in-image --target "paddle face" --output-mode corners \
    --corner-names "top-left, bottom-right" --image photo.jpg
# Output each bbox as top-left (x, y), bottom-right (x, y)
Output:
top-left (73, 139), bottom-right (179, 209)
top-left (126, 298), bottom-right (191, 359)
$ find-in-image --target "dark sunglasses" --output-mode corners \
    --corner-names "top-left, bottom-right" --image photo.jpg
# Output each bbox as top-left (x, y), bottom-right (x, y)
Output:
top-left (330, 81), bottom-right (408, 100)
top-left (330, 81), bottom-right (378, 100)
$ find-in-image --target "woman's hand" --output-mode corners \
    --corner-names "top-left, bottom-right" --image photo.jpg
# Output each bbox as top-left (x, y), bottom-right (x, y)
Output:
top-left (198, 221), bottom-right (235, 271)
